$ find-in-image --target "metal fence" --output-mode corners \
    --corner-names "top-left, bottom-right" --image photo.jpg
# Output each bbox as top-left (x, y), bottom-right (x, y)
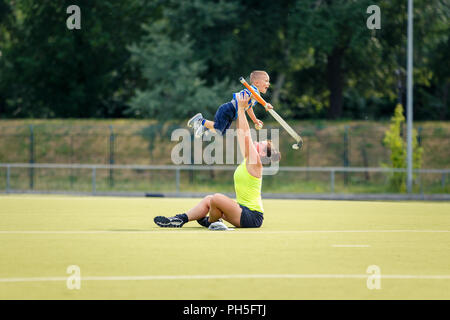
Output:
top-left (1, 163), bottom-right (449, 200)
top-left (1, 123), bottom-right (449, 169)
top-left (1, 123), bottom-right (449, 199)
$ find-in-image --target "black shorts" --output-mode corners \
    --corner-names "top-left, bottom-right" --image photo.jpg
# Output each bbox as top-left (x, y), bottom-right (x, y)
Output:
top-left (239, 204), bottom-right (264, 228)
top-left (213, 102), bottom-right (236, 135)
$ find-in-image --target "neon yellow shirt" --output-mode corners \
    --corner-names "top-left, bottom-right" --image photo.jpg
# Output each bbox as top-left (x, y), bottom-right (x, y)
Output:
top-left (233, 159), bottom-right (264, 213)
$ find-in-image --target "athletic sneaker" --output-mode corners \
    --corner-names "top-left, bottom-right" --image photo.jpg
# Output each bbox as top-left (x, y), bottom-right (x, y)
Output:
top-left (203, 129), bottom-right (211, 139)
top-left (154, 215), bottom-right (185, 228)
top-left (195, 125), bottom-right (206, 138)
top-left (187, 113), bottom-right (203, 130)
top-left (208, 221), bottom-right (229, 231)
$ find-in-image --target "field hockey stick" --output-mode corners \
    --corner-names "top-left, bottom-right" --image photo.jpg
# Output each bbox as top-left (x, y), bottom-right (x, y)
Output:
top-left (239, 77), bottom-right (303, 150)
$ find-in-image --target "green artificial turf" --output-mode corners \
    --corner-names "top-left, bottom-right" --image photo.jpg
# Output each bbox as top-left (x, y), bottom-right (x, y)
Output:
top-left (0, 195), bottom-right (449, 299)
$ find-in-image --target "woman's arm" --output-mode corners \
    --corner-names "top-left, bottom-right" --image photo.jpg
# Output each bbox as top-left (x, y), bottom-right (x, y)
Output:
top-left (236, 94), bottom-right (262, 171)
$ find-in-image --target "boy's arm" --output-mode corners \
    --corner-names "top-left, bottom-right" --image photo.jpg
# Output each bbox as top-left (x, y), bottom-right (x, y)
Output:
top-left (246, 107), bottom-right (258, 124)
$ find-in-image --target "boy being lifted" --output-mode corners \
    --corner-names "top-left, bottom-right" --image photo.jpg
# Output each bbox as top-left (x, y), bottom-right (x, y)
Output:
top-left (187, 70), bottom-right (273, 138)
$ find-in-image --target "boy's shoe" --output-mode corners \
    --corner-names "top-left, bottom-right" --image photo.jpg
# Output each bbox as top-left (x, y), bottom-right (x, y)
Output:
top-left (208, 221), bottom-right (229, 231)
top-left (154, 216), bottom-right (185, 228)
top-left (195, 125), bottom-right (206, 138)
top-left (187, 113), bottom-right (203, 129)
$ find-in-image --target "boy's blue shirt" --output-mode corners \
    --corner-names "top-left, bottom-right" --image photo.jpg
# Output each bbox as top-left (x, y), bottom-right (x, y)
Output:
top-left (231, 85), bottom-right (260, 120)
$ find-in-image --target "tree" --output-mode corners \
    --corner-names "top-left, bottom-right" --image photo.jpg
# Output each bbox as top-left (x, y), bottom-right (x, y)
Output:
top-left (127, 26), bottom-right (233, 121)
top-left (289, 0), bottom-right (379, 119)
top-left (0, 0), bottom-right (156, 118)
top-left (374, 0), bottom-right (450, 120)
top-left (383, 103), bottom-right (423, 192)
top-left (0, 0), bottom-right (448, 121)
top-left (126, 2), bottom-right (239, 121)
top-left (0, 0), bottom-right (13, 115)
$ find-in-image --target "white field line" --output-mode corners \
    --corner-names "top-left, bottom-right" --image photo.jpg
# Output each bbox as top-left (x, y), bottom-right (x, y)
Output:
top-left (0, 230), bottom-right (449, 235)
top-left (332, 245), bottom-right (371, 248)
top-left (1, 274), bottom-right (450, 283)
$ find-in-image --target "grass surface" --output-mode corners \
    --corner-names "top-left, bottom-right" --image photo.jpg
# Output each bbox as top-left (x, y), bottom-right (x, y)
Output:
top-left (0, 195), bottom-right (449, 299)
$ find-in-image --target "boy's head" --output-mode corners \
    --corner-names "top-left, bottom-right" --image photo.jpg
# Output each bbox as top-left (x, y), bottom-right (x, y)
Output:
top-left (250, 71), bottom-right (270, 94)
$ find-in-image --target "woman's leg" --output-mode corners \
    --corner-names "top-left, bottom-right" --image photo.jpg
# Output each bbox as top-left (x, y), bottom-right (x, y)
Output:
top-left (209, 193), bottom-right (242, 227)
top-left (186, 195), bottom-right (213, 221)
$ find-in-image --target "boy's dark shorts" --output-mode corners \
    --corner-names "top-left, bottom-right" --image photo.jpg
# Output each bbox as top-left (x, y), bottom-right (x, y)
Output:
top-left (214, 102), bottom-right (236, 135)
top-left (239, 204), bottom-right (264, 228)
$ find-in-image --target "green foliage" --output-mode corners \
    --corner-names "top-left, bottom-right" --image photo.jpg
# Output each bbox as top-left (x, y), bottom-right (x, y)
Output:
top-left (0, 0), bottom-right (156, 118)
top-left (0, 0), bottom-right (448, 121)
top-left (126, 23), bottom-right (233, 121)
top-left (383, 104), bottom-right (423, 192)
top-left (125, 2), bottom-right (240, 152)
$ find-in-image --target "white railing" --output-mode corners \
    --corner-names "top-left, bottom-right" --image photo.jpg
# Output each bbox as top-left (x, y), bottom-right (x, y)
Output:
top-left (1, 163), bottom-right (449, 195)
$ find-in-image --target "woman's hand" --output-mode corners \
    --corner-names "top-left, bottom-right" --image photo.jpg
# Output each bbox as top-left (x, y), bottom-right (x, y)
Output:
top-left (237, 91), bottom-right (251, 110)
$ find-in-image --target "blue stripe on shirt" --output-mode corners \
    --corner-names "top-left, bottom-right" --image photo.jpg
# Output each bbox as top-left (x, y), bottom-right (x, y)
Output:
top-left (232, 85), bottom-right (260, 120)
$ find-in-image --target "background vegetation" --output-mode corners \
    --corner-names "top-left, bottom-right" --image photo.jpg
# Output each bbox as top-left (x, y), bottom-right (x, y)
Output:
top-left (0, 0), bottom-right (448, 120)
top-left (0, 119), bottom-right (448, 194)
top-left (0, 1), bottom-right (448, 194)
